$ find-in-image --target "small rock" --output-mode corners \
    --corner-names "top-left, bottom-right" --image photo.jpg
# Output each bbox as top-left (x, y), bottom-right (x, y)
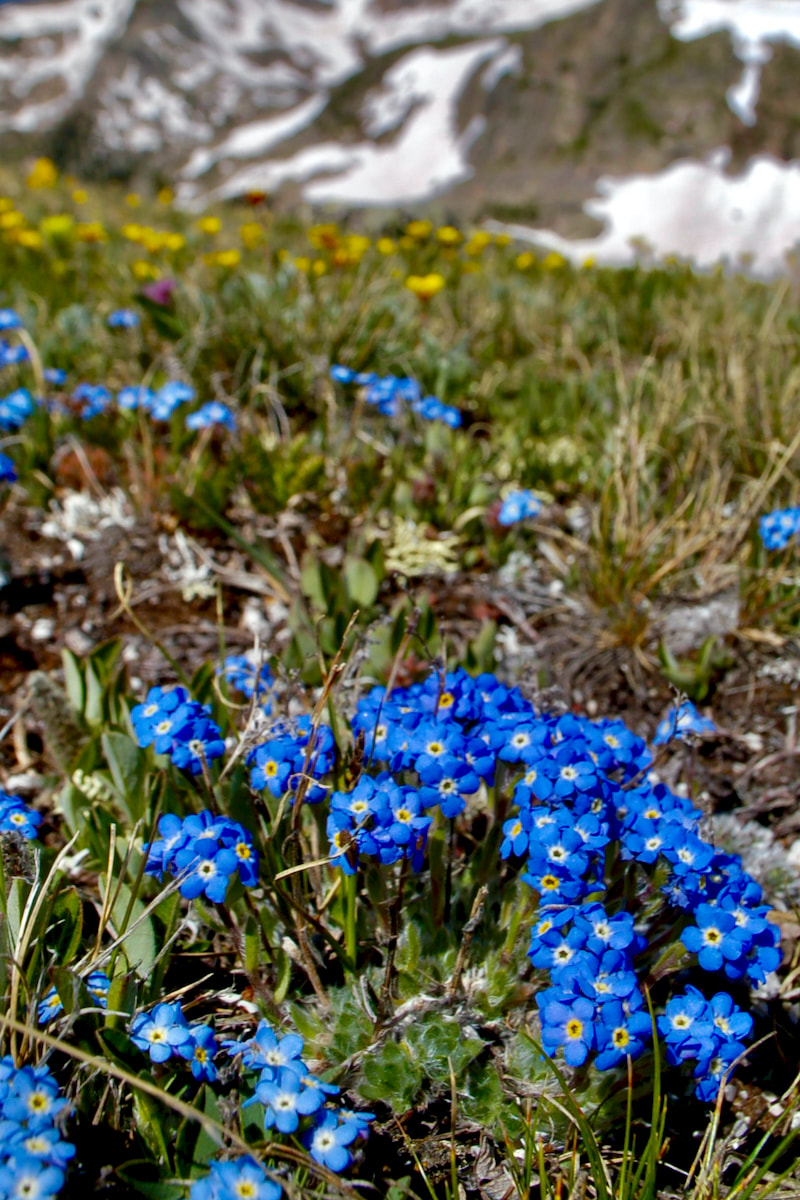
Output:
top-left (30, 617), bottom-right (55, 642)
top-left (64, 628), bottom-right (94, 655)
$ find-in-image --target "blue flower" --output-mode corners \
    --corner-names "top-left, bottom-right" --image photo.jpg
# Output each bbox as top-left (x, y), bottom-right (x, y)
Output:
top-left (759, 505), bottom-right (800, 550)
top-left (107, 309), bottom-right (140, 328)
top-left (594, 1000), bottom-right (652, 1070)
top-left (0, 452), bottom-right (16, 483)
top-left (219, 654), bottom-right (273, 699)
top-left (173, 843), bottom-right (239, 902)
top-left (653, 701), bottom-right (715, 745)
top-left (681, 905), bottom-right (749, 973)
top-left (0, 792), bottom-right (43, 839)
top-left (190, 1155), bottom-right (281, 1200)
top-left (497, 490), bottom-right (542, 526)
top-left (0, 1157), bottom-right (65, 1200)
top-left (43, 368), bottom-right (66, 386)
top-left (0, 309), bottom-right (22, 330)
top-left (539, 995), bottom-right (596, 1066)
top-left (117, 384), bottom-right (155, 411)
top-left (256, 1067), bottom-right (324, 1133)
top-left (130, 1002), bottom-right (193, 1063)
top-left (186, 401), bottom-right (236, 431)
top-left (181, 1024), bottom-right (219, 1082)
top-left (305, 1110), bottom-right (357, 1172)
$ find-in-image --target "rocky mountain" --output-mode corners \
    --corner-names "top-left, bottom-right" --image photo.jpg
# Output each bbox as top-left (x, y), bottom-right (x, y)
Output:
top-left (1, 0), bottom-right (799, 242)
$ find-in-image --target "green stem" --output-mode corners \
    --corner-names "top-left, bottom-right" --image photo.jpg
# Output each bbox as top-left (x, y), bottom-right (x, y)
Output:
top-left (343, 869), bottom-right (357, 971)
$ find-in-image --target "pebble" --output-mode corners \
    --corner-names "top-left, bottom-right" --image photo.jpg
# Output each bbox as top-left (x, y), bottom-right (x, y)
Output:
top-left (64, 628), bottom-right (93, 655)
top-left (30, 617), bottom-right (55, 642)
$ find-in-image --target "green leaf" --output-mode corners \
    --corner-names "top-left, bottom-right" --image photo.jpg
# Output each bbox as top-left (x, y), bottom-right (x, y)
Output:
top-left (102, 731), bottom-right (146, 821)
top-left (61, 649), bottom-right (85, 715)
top-left (84, 663), bottom-right (104, 727)
top-left (49, 886), bottom-right (84, 967)
top-left (100, 879), bottom-right (156, 980)
top-left (344, 556), bottom-right (379, 607)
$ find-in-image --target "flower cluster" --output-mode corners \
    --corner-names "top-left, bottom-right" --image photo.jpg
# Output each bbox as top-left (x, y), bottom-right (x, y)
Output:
top-left (330, 667), bottom-right (779, 1099)
top-left (657, 986), bottom-right (753, 1101)
top-left (131, 685), bottom-right (225, 775)
top-left (186, 400), bottom-right (236, 432)
top-left (190, 1156), bottom-right (281, 1200)
top-left (497, 489), bottom-right (543, 526)
top-left (144, 810), bottom-right (258, 901)
top-left (653, 700), bottom-right (716, 745)
top-left (248, 717), bottom-right (335, 804)
top-left (0, 340), bottom-right (28, 368)
top-left (130, 1001), bottom-right (219, 1081)
top-left (0, 451), bottom-right (16, 483)
top-left (0, 788), bottom-right (42, 839)
top-left (218, 653), bottom-right (273, 700)
top-left (330, 364), bottom-right (462, 427)
top-left (0, 1057), bottom-right (74, 1200)
top-left (224, 1020), bottom-right (374, 1172)
top-left (107, 309), bottom-right (140, 329)
top-left (759, 505), bottom-right (800, 550)
top-left (0, 387), bottom-right (34, 431)
top-left (38, 970), bottom-right (110, 1025)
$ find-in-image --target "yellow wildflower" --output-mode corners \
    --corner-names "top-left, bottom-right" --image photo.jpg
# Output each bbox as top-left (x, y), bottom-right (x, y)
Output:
top-left (307, 223), bottom-right (339, 250)
top-left (294, 256), bottom-right (311, 272)
top-left (158, 187), bottom-right (174, 206)
top-left (166, 232), bottom-right (185, 252)
top-left (126, 193), bottom-right (141, 208)
top-left (405, 220), bottom-right (432, 239)
top-left (404, 273), bottom-right (445, 301)
top-left (142, 230), bottom-right (169, 253)
top-left (26, 158), bottom-right (58, 189)
top-left (493, 233), bottom-right (511, 247)
top-left (40, 214), bottom-right (75, 241)
top-left (213, 249), bottom-right (241, 268)
top-left (515, 252), bottom-right (536, 270)
top-left (0, 212), bottom-right (25, 230)
top-left (436, 225), bottom-right (461, 246)
top-left (376, 237), bottom-right (395, 255)
top-left (75, 221), bottom-right (108, 243)
top-left (0, 198), bottom-right (14, 213)
top-left (542, 251), bottom-right (566, 270)
top-left (240, 222), bottom-right (265, 249)
top-left (121, 224), bottom-right (145, 243)
top-left (132, 260), bottom-right (160, 280)
top-left (196, 216), bottom-right (221, 235)
top-left (312, 259), bottom-right (326, 276)
top-left (72, 189), bottom-right (88, 204)
top-left (14, 229), bottom-right (44, 249)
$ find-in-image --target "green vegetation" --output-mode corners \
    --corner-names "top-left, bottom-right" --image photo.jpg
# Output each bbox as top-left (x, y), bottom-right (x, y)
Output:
top-left (0, 162), bottom-right (799, 1199)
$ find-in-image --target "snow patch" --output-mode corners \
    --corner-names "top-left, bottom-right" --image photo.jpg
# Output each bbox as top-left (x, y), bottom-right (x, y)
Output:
top-left (492, 151), bottom-right (800, 277)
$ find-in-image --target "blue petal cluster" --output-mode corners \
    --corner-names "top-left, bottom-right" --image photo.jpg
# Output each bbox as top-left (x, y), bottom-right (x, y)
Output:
top-left (0, 452), bottom-right (16, 483)
top-left (144, 810), bottom-right (258, 901)
top-left (0, 340), bottom-right (28, 368)
top-left (653, 701), bottom-right (716, 745)
top-left (0, 1057), bottom-right (75, 1200)
top-left (131, 685), bottom-right (225, 775)
top-left (497, 489), bottom-right (543, 526)
top-left (185, 400), bottom-right (236, 431)
top-left (224, 1019), bottom-right (374, 1173)
top-left (130, 1001), bottom-right (219, 1080)
top-left (38, 970), bottom-right (109, 1025)
top-left (107, 309), bottom-right (140, 329)
top-left (190, 1156), bottom-right (281, 1200)
top-left (330, 666), bottom-right (779, 1100)
top-left (0, 789), bottom-right (42, 839)
top-left (657, 986), bottom-right (754, 1100)
top-left (0, 388), bottom-right (35, 431)
top-left (218, 654), bottom-right (273, 701)
top-left (759, 506), bottom-right (800, 550)
top-left (248, 717), bottom-right (335, 804)
top-left (330, 364), bottom-right (462, 427)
